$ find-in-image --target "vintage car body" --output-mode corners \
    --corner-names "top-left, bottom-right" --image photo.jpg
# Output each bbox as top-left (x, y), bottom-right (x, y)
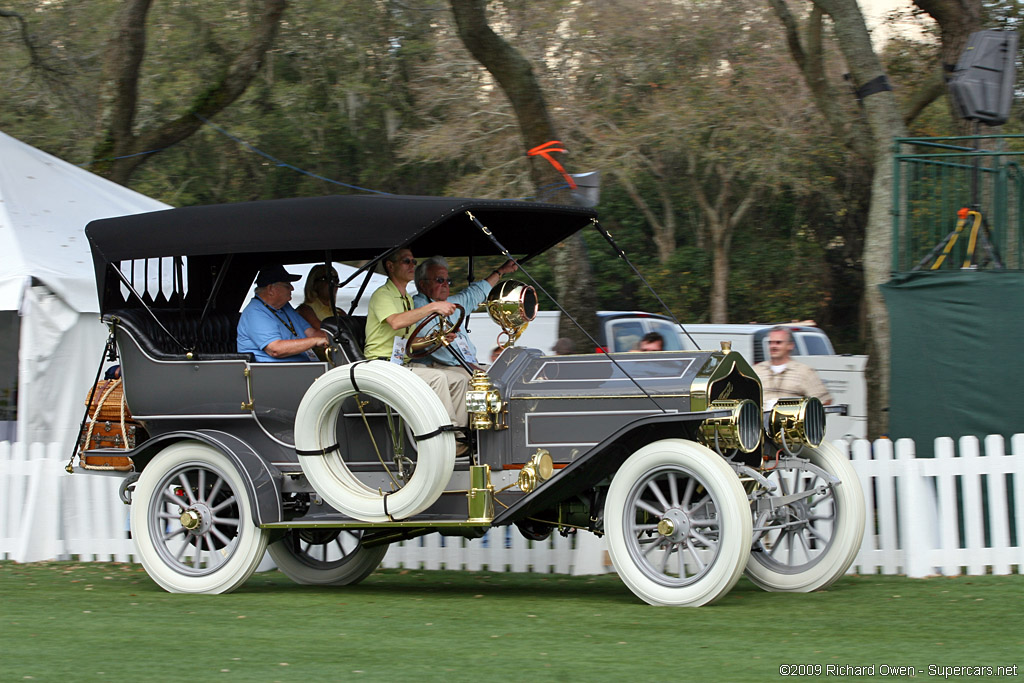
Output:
top-left (77, 194), bottom-right (865, 605)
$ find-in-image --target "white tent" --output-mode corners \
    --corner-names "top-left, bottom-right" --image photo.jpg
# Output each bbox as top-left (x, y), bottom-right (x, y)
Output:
top-left (0, 131), bottom-right (170, 456)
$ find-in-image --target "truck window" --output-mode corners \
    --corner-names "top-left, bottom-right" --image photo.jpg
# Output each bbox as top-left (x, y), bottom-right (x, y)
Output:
top-left (800, 334), bottom-right (833, 355)
top-left (649, 320), bottom-right (687, 350)
top-left (607, 320), bottom-right (645, 352)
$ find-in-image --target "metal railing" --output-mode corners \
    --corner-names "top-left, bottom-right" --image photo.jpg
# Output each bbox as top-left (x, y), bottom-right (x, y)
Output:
top-left (893, 135), bottom-right (1024, 272)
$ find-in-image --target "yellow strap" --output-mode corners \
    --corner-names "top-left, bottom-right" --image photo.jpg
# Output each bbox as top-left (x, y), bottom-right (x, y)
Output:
top-left (963, 210), bottom-right (983, 268)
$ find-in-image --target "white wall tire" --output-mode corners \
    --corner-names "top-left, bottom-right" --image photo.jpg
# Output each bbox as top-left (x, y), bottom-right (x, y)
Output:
top-left (605, 439), bottom-right (752, 607)
top-left (130, 440), bottom-right (269, 594)
top-left (295, 362), bottom-right (455, 522)
top-left (744, 441), bottom-right (866, 592)
top-left (268, 530), bottom-right (388, 586)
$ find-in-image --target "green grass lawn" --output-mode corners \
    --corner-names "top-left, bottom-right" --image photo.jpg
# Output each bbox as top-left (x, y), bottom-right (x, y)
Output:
top-left (1, 563), bottom-right (1021, 682)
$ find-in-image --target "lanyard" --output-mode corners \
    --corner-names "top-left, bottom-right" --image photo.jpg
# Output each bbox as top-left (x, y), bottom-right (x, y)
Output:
top-left (388, 279), bottom-right (412, 337)
top-left (258, 297), bottom-right (298, 337)
top-left (400, 291), bottom-right (412, 336)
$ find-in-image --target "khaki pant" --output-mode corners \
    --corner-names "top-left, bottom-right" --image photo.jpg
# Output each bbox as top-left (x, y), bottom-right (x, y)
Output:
top-left (409, 364), bottom-right (470, 429)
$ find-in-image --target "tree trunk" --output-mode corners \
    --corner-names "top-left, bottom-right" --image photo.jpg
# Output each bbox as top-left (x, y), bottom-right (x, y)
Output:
top-left (688, 156), bottom-right (759, 324)
top-left (811, 0), bottom-right (907, 437)
top-left (709, 230), bottom-right (731, 323)
top-left (614, 170), bottom-right (677, 265)
top-left (449, 0), bottom-right (597, 350)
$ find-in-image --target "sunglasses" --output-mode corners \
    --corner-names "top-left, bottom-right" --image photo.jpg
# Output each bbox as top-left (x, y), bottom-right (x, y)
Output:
top-left (399, 257), bottom-right (416, 265)
top-left (432, 277), bottom-right (453, 286)
top-left (315, 276), bottom-right (339, 285)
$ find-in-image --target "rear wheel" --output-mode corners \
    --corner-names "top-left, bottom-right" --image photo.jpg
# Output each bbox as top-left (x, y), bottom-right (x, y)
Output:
top-left (268, 529), bottom-right (387, 586)
top-left (744, 441), bottom-right (865, 592)
top-left (605, 439), bottom-right (752, 607)
top-left (130, 440), bottom-right (269, 594)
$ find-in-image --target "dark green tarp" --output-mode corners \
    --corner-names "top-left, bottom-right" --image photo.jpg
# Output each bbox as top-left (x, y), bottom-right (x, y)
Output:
top-left (881, 270), bottom-right (1024, 456)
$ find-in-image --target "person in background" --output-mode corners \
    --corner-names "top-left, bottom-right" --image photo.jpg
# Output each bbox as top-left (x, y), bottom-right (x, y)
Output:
top-left (753, 325), bottom-right (832, 409)
top-left (490, 346), bottom-right (502, 364)
top-left (633, 331), bottom-right (664, 351)
top-left (553, 337), bottom-right (575, 355)
top-left (411, 255), bottom-right (518, 372)
top-left (237, 265), bottom-right (329, 362)
top-left (297, 264), bottom-right (343, 331)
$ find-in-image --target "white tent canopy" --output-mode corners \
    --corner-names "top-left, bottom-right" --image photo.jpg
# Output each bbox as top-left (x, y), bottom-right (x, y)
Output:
top-left (0, 131), bottom-right (170, 453)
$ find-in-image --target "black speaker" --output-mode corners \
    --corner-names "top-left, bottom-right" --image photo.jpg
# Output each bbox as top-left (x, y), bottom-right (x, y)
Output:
top-left (948, 29), bottom-right (1019, 126)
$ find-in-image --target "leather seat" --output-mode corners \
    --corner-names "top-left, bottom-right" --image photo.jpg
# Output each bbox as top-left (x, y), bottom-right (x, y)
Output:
top-left (107, 308), bottom-right (255, 361)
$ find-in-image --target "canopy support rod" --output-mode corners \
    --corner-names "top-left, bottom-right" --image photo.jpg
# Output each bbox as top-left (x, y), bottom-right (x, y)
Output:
top-left (590, 218), bottom-right (699, 349)
top-left (464, 211), bottom-right (666, 413)
top-left (198, 254), bottom-right (233, 330)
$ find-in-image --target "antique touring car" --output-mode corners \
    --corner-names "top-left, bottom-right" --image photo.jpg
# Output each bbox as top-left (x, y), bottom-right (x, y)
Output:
top-left (76, 195), bottom-right (865, 606)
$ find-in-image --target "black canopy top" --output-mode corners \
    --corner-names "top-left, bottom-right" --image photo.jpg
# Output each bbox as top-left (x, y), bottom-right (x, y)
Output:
top-left (85, 194), bottom-right (597, 310)
top-left (86, 194), bottom-right (596, 263)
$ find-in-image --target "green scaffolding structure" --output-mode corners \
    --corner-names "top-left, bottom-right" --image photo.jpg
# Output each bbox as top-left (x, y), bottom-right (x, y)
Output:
top-left (893, 135), bottom-right (1024, 273)
top-left (885, 135), bottom-right (1024, 454)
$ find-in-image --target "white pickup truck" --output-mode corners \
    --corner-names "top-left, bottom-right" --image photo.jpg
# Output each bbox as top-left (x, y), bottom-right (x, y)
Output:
top-left (465, 311), bottom-right (867, 443)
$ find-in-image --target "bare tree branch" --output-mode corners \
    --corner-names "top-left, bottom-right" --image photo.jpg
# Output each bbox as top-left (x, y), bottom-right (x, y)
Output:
top-left (91, 0), bottom-right (287, 184)
top-left (1, 7), bottom-right (70, 78)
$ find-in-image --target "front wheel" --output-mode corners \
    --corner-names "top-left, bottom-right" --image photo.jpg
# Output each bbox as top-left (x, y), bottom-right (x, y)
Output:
top-left (268, 529), bottom-right (388, 586)
top-left (604, 439), bottom-right (752, 607)
top-left (129, 440), bottom-right (269, 594)
top-left (744, 441), bottom-right (865, 592)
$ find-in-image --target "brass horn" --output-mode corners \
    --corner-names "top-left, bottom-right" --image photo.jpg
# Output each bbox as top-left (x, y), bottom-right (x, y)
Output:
top-left (485, 279), bottom-right (538, 347)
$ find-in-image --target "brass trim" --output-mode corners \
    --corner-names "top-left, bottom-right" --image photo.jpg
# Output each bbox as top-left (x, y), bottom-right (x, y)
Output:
top-left (485, 279), bottom-right (537, 347)
top-left (466, 370), bottom-right (503, 431)
top-left (689, 351), bottom-right (760, 411)
top-left (241, 366), bottom-right (254, 412)
top-left (697, 398), bottom-right (762, 453)
top-left (768, 397), bottom-right (825, 449)
top-left (510, 393), bottom-right (692, 400)
top-left (467, 464), bottom-right (495, 522)
top-left (516, 449), bottom-right (554, 493)
top-left (260, 520), bottom-right (490, 530)
top-left (180, 510), bottom-right (201, 530)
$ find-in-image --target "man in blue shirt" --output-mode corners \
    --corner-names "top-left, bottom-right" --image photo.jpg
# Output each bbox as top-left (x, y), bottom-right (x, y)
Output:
top-left (411, 255), bottom-right (518, 372)
top-left (237, 264), bottom-right (329, 362)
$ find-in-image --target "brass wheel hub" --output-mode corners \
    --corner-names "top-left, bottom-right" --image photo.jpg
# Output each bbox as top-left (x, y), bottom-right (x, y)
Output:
top-left (657, 508), bottom-right (690, 543)
top-left (179, 503), bottom-right (213, 535)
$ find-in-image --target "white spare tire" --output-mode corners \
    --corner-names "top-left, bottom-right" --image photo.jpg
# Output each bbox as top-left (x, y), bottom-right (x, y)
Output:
top-left (295, 361), bottom-right (456, 522)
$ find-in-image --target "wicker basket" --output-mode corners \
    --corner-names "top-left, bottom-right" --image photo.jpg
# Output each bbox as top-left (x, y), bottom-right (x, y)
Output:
top-left (77, 379), bottom-right (142, 471)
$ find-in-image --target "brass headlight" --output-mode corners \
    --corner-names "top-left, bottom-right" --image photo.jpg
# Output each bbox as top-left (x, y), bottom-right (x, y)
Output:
top-left (485, 279), bottom-right (537, 347)
top-left (768, 396), bottom-right (825, 449)
top-left (698, 398), bottom-right (762, 454)
top-left (517, 449), bottom-right (554, 493)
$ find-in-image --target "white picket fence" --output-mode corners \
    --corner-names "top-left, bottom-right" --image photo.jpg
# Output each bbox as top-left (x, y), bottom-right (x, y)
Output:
top-left (1, 436), bottom-right (1022, 577)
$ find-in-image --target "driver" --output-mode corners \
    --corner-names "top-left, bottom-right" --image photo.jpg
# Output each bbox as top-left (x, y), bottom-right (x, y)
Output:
top-left (411, 255), bottom-right (518, 373)
top-left (363, 249), bottom-right (468, 432)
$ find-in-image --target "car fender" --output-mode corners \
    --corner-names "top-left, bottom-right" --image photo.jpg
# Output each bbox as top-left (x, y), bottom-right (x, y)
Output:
top-left (127, 430), bottom-right (283, 527)
top-left (493, 410), bottom-right (727, 525)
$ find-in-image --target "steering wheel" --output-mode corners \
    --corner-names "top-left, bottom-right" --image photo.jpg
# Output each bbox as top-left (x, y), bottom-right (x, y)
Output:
top-left (406, 304), bottom-right (466, 359)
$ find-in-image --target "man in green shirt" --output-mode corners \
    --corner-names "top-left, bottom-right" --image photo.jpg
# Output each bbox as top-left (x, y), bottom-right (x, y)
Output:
top-left (364, 248), bottom-right (468, 430)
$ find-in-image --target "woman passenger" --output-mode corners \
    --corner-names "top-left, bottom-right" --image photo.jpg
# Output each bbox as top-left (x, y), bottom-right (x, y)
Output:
top-left (297, 264), bottom-right (342, 330)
